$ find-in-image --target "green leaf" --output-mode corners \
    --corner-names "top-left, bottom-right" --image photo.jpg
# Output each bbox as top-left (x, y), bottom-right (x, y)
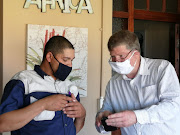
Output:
top-left (29, 47), bottom-right (42, 63)
top-left (27, 54), bottom-right (41, 65)
top-left (79, 93), bottom-right (85, 97)
top-left (26, 60), bottom-right (35, 69)
top-left (68, 76), bottom-right (81, 82)
top-left (72, 68), bottom-right (81, 72)
top-left (77, 86), bottom-right (85, 91)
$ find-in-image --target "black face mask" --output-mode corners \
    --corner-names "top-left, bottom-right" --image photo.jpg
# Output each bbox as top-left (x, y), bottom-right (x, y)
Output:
top-left (49, 54), bottom-right (72, 81)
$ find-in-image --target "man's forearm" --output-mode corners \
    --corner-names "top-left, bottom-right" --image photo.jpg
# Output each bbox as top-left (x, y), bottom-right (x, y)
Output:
top-left (0, 99), bottom-right (45, 132)
top-left (74, 117), bottom-right (85, 133)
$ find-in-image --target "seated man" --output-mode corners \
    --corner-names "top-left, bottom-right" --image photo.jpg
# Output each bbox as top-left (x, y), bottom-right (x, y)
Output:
top-left (0, 36), bottom-right (86, 135)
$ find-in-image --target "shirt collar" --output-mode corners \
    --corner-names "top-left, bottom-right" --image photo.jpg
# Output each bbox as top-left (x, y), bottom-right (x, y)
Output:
top-left (115, 56), bottom-right (150, 81)
top-left (138, 56), bottom-right (150, 76)
top-left (34, 65), bottom-right (48, 79)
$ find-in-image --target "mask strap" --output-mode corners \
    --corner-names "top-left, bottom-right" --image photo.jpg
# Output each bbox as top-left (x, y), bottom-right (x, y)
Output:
top-left (49, 62), bottom-right (55, 74)
top-left (49, 53), bottom-right (60, 74)
top-left (131, 51), bottom-right (137, 67)
top-left (52, 53), bottom-right (60, 63)
top-left (129, 50), bottom-right (137, 59)
top-left (133, 59), bottom-right (137, 67)
top-left (128, 50), bottom-right (137, 67)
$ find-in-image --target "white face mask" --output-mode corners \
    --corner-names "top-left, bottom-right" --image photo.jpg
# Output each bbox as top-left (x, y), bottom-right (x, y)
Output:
top-left (109, 51), bottom-right (137, 75)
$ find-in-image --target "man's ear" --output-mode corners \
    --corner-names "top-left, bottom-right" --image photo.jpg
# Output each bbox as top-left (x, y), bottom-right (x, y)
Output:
top-left (46, 52), bottom-right (53, 62)
top-left (134, 51), bottom-right (140, 56)
top-left (133, 51), bottom-right (140, 60)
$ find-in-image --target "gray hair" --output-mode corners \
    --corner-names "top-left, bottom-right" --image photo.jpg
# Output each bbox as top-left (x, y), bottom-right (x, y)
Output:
top-left (108, 30), bottom-right (141, 52)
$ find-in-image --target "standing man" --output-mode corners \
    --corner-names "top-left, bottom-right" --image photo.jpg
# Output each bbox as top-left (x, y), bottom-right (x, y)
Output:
top-left (0, 36), bottom-right (86, 135)
top-left (96, 30), bottom-right (180, 135)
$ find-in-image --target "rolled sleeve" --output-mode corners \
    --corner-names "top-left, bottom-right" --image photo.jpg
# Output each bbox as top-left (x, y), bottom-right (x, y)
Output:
top-left (134, 110), bottom-right (150, 124)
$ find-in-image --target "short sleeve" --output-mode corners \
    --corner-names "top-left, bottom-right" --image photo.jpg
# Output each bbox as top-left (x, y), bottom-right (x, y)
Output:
top-left (0, 79), bottom-right (25, 114)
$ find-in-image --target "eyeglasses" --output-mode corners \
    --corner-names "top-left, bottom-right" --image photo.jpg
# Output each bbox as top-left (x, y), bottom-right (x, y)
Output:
top-left (109, 50), bottom-right (133, 62)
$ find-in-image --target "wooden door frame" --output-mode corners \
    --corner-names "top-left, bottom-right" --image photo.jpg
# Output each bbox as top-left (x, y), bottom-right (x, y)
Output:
top-left (113, 0), bottom-right (180, 32)
top-left (175, 24), bottom-right (180, 77)
top-left (113, 0), bottom-right (180, 75)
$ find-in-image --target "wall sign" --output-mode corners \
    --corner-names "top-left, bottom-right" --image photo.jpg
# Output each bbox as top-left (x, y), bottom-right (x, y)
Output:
top-left (24, 0), bottom-right (93, 13)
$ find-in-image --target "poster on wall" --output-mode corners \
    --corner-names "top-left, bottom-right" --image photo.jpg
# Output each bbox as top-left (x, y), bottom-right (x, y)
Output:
top-left (26, 24), bottom-right (88, 97)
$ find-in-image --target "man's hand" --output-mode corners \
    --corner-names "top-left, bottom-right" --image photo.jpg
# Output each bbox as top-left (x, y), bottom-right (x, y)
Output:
top-left (63, 94), bottom-right (86, 133)
top-left (106, 110), bottom-right (137, 127)
top-left (42, 94), bottom-right (73, 111)
top-left (95, 111), bottom-right (112, 127)
top-left (63, 94), bottom-right (86, 118)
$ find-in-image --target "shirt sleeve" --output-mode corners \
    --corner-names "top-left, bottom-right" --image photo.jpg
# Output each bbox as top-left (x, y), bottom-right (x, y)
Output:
top-left (0, 79), bottom-right (25, 115)
top-left (134, 62), bottom-right (180, 124)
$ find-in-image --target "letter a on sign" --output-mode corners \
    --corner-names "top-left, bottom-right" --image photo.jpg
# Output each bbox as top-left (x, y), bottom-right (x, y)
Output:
top-left (77, 0), bottom-right (93, 14)
top-left (24, 0), bottom-right (41, 9)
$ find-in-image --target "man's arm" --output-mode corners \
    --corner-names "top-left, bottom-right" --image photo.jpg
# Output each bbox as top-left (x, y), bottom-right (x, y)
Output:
top-left (0, 94), bottom-right (72, 132)
top-left (74, 117), bottom-right (85, 133)
top-left (0, 99), bottom-right (45, 132)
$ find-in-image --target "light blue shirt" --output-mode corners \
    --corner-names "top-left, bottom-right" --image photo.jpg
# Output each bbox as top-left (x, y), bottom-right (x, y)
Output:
top-left (97, 57), bottom-right (180, 135)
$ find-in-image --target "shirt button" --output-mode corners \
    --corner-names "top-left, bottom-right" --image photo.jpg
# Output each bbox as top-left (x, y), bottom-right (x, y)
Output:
top-left (65, 124), bottom-right (67, 126)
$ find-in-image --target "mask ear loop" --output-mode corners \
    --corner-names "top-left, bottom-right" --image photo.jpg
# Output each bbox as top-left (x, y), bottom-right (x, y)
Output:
top-left (52, 54), bottom-right (60, 63)
top-left (129, 50), bottom-right (137, 67)
top-left (47, 52), bottom-right (56, 75)
top-left (133, 59), bottom-right (137, 67)
top-left (51, 52), bottom-right (62, 64)
top-left (49, 52), bottom-right (59, 75)
top-left (49, 62), bottom-right (55, 75)
top-left (128, 50), bottom-right (137, 67)
top-left (129, 50), bottom-right (137, 60)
